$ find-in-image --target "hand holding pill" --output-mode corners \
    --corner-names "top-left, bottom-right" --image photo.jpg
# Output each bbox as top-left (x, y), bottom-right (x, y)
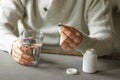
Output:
top-left (58, 23), bottom-right (83, 51)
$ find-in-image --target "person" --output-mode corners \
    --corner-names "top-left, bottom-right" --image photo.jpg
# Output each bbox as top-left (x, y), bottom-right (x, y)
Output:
top-left (0, 0), bottom-right (114, 65)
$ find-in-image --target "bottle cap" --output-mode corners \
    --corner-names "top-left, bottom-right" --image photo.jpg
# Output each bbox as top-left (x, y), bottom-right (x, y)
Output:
top-left (66, 68), bottom-right (78, 75)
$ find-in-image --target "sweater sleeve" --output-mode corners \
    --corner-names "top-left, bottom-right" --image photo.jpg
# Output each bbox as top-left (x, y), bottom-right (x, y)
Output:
top-left (75, 0), bottom-right (114, 56)
top-left (0, 0), bottom-right (25, 53)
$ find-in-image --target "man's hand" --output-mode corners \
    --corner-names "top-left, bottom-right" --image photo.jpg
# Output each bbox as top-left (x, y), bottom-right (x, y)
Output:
top-left (11, 39), bottom-right (33, 65)
top-left (59, 24), bottom-right (83, 51)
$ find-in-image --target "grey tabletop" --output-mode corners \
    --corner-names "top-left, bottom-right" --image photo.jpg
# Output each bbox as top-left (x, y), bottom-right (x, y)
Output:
top-left (0, 50), bottom-right (120, 80)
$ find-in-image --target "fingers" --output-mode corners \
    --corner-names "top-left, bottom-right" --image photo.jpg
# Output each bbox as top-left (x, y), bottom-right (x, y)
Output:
top-left (60, 32), bottom-right (73, 51)
top-left (60, 25), bottom-right (82, 43)
top-left (11, 39), bottom-right (33, 65)
top-left (12, 50), bottom-right (32, 65)
top-left (59, 24), bottom-right (83, 51)
top-left (15, 40), bottom-right (30, 54)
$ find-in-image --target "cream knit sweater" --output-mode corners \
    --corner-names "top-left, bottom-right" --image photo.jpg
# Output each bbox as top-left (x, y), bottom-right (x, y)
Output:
top-left (0, 0), bottom-right (113, 56)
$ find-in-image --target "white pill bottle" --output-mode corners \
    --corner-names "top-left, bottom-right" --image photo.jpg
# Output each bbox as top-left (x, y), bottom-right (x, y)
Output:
top-left (82, 49), bottom-right (97, 73)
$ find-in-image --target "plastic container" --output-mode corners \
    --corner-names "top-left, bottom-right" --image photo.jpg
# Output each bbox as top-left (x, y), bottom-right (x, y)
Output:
top-left (82, 49), bottom-right (97, 73)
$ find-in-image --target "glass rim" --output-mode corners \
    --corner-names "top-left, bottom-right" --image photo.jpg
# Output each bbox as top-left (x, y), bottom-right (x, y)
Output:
top-left (24, 30), bottom-right (43, 34)
top-left (21, 30), bottom-right (44, 38)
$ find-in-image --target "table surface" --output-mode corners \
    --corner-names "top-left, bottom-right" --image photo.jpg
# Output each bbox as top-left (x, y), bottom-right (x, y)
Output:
top-left (0, 50), bottom-right (120, 80)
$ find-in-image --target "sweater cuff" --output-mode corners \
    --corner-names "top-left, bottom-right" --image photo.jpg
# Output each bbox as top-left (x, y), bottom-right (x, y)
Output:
top-left (8, 37), bottom-right (18, 55)
top-left (0, 35), bottom-right (18, 55)
top-left (75, 33), bottom-right (96, 54)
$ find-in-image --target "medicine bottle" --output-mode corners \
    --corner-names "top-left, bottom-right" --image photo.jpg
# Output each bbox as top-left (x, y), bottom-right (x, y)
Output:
top-left (82, 49), bottom-right (97, 73)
